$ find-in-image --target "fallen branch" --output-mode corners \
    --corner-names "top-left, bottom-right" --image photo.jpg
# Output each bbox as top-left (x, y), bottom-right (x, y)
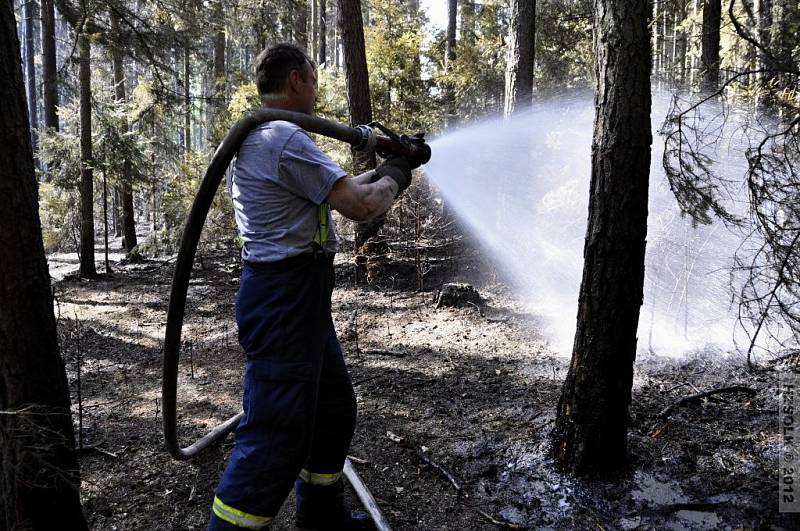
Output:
top-left (416, 448), bottom-right (463, 495)
top-left (362, 348), bottom-right (406, 358)
top-left (385, 431), bottom-right (465, 496)
top-left (353, 374), bottom-right (385, 387)
top-left (658, 385), bottom-right (757, 419)
top-left (476, 509), bottom-right (525, 530)
top-left (79, 444), bottom-right (118, 458)
top-left (347, 454), bottom-right (370, 465)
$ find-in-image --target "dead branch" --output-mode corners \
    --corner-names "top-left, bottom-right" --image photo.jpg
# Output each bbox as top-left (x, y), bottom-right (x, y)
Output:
top-left (362, 348), bottom-right (406, 358)
top-left (385, 431), bottom-right (465, 496)
top-left (346, 455), bottom-right (370, 465)
top-left (658, 385), bottom-right (757, 419)
top-left (416, 448), bottom-right (463, 495)
top-left (476, 509), bottom-right (526, 530)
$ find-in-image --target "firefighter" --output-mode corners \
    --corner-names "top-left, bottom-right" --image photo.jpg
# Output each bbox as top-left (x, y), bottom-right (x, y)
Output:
top-left (208, 43), bottom-right (418, 530)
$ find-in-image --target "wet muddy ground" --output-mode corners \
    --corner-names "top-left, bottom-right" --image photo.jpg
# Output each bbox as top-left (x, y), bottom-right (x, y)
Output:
top-left (52, 243), bottom-right (798, 530)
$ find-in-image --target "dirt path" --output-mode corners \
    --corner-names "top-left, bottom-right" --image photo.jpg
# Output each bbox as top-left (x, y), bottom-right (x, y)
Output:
top-left (51, 249), bottom-right (796, 530)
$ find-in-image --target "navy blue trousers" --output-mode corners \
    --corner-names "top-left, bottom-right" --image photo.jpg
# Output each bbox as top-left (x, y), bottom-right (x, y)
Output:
top-left (209, 253), bottom-right (357, 530)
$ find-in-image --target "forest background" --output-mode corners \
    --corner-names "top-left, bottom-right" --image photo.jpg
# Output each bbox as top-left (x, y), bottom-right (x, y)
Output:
top-left (5, 0), bottom-right (800, 528)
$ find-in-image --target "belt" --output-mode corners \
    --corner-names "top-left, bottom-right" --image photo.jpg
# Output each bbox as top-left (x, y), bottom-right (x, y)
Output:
top-left (244, 251), bottom-right (334, 273)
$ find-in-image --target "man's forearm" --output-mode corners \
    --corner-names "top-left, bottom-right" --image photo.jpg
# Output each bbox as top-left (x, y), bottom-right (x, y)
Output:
top-left (361, 177), bottom-right (398, 221)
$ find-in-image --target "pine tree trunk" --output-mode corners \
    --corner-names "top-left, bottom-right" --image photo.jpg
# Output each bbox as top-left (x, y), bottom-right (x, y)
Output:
top-left (113, 186), bottom-right (121, 237)
top-left (446, 0), bottom-right (458, 63)
top-left (184, 44), bottom-right (191, 153)
top-left (504, 0), bottom-right (536, 117)
top-left (295, 0), bottom-right (308, 50)
top-left (0, 1), bottom-right (87, 526)
top-left (674, 5), bottom-right (687, 85)
top-left (23, 0), bottom-right (38, 154)
top-left (41, 0), bottom-right (58, 131)
top-left (770, 0), bottom-right (799, 87)
top-left (332, 0), bottom-right (340, 68)
top-left (756, 0), bottom-right (772, 79)
top-left (338, 0), bottom-right (382, 254)
top-left (551, 0), bottom-right (651, 477)
top-left (78, 31), bottom-right (96, 278)
top-left (460, 0), bottom-right (476, 46)
top-left (311, 0), bottom-right (319, 61)
top-left (110, 12), bottom-right (137, 252)
top-left (701, 0), bottom-right (721, 91)
top-left (319, 0), bottom-right (327, 65)
top-left (209, 1), bottom-right (226, 145)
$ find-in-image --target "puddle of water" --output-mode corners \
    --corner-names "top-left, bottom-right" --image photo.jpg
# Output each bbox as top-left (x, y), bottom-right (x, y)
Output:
top-left (631, 470), bottom-right (689, 506)
top-left (667, 510), bottom-right (722, 530)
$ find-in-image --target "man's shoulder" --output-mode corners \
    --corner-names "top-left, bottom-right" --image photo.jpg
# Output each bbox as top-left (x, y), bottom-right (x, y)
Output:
top-left (252, 120), bottom-right (306, 141)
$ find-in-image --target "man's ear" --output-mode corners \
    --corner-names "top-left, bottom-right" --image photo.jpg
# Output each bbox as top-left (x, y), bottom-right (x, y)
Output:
top-left (287, 69), bottom-right (300, 94)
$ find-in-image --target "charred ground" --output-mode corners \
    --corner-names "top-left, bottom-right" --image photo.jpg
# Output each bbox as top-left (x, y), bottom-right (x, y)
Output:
top-left (50, 243), bottom-right (797, 530)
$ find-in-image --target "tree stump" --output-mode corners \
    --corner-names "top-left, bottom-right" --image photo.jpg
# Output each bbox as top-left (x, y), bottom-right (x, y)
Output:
top-left (435, 283), bottom-right (481, 308)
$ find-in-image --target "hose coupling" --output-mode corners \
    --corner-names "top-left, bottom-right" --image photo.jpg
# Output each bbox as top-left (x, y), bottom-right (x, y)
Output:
top-left (353, 124), bottom-right (377, 154)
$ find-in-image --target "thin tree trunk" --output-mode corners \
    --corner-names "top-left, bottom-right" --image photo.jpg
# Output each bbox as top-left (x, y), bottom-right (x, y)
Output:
top-left (460, 0), bottom-right (475, 46)
top-left (110, 12), bottom-right (137, 251)
top-left (0, 0), bottom-right (87, 526)
top-left (103, 168), bottom-right (111, 273)
top-left (319, 0), bottom-right (327, 65)
top-left (675, 4), bottom-right (688, 85)
top-left (42, 0), bottom-right (58, 130)
top-left (113, 186), bottom-right (121, 237)
top-left (23, 0), bottom-right (38, 153)
top-left (504, 0), bottom-right (536, 117)
top-left (444, 0), bottom-right (458, 127)
top-left (295, 0), bottom-right (308, 50)
top-left (184, 44), bottom-right (191, 153)
top-left (701, 0), bottom-right (721, 91)
top-left (338, 0), bottom-right (381, 255)
top-left (551, 0), bottom-right (652, 477)
top-left (756, 0), bottom-right (773, 90)
top-left (311, 0), bottom-right (318, 62)
top-left (78, 31), bottom-right (96, 278)
top-left (446, 0), bottom-right (457, 65)
top-left (332, 0), bottom-right (340, 68)
top-left (653, 0), bottom-right (661, 77)
top-left (209, 1), bottom-right (226, 144)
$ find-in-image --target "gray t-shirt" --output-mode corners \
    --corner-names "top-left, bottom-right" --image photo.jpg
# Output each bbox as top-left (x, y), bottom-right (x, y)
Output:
top-left (231, 120), bottom-right (347, 263)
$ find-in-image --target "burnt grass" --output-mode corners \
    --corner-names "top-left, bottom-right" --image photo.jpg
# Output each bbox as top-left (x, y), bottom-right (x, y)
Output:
top-left (51, 243), bottom-right (798, 530)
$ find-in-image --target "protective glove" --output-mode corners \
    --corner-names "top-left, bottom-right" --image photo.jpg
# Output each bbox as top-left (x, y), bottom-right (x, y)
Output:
top-left (373, 155), bottom-right (413, 196)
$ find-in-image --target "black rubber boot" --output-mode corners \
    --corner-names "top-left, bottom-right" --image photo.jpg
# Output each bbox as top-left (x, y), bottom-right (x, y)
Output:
top-left (294, 477), bottom-right (375, 531)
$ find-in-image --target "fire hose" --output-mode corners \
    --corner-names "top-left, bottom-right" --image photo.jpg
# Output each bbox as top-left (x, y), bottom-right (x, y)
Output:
top-left (162, 109), bottom-right (430, 530)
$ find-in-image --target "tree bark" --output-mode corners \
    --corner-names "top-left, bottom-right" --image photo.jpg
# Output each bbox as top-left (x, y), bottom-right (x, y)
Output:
top-left (338, 0), bottom-right (382, 253)
top-left (311, 0), bottom-right (318, 62)
top-left (78, 30), bottom-right (96, 278)
top-left (319, 0), bottom-right (327, 65)
top-left (701, 0), bottom-right (721, 91)
top-left (446, 0), bottom-right (457, 65)
top-left (110, 12), bottom-right (137, 252)
top-left (756, 0), bottom-right (772, 87)
top-left (674, 5), bottom-right (688, 85)
top-left (295, 0), bottom-right (308, 50)
top-left (551, 0), bottom-right (651, 477)
top-left (0, 0), bottom-right (87, 526)
top-left (209, 1), bottom-right (226, 145)
top-left (23, 0), bottom-right (38, 153)
top-left (184, 44), bottom-right (191, 153)
top-left (42, 0), bottom-right (58, 131)
top-left (504, 0), bottom-right (536, 117)
top-left (460, 0), bottom-right (476, 46)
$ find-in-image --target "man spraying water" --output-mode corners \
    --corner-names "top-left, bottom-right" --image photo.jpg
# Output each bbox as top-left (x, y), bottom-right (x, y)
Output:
top-left (208, 43), bottom-right (425, 530)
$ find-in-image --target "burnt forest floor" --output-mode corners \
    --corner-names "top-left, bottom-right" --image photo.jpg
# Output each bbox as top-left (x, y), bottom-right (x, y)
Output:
top-left (50, 238), bottom-right (799, 531)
